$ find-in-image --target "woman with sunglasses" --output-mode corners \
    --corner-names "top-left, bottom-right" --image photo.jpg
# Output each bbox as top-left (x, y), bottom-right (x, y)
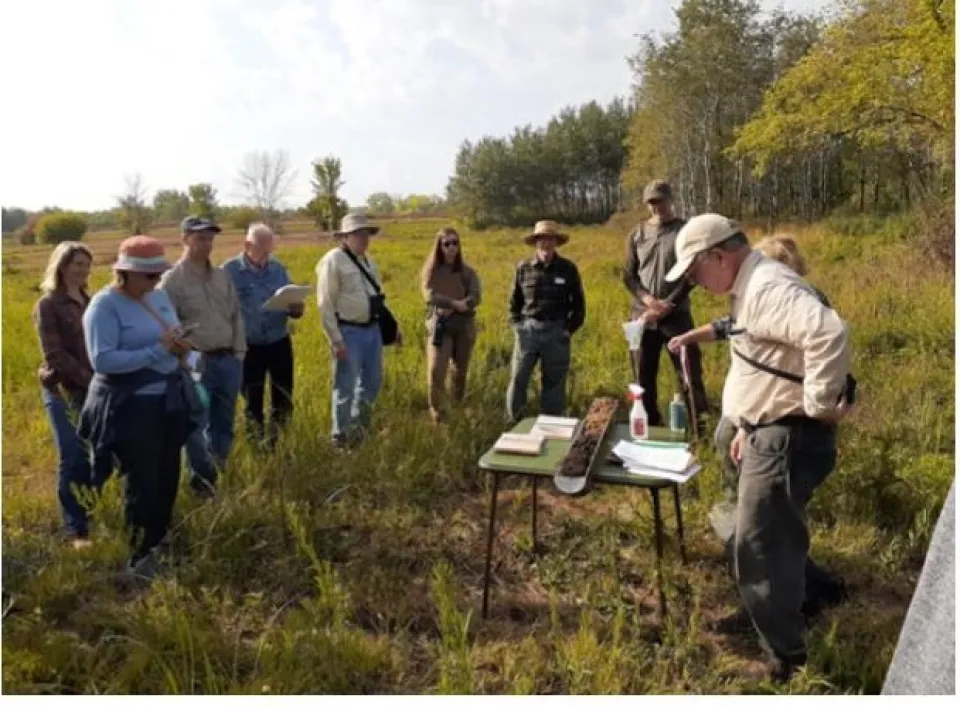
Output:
top-left (419, 227), bottom-right (482, 423)
top-left (79, 236), bottom-right (198, 580)
top-left (32, 241), bottom-right (113, 549)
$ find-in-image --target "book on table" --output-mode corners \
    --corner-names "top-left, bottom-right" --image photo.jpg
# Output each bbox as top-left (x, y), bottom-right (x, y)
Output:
top-left (533, 415), bottom-right (580, 440)
top-left (494, 431), bottom-right (546, 456)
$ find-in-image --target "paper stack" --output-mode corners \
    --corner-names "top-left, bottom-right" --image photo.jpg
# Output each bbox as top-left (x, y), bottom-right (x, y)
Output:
top-left (611, 440), bottom-right (702, 483)
top-left (494, 432), bottom-right (545, 456)
top-left (533, 415), bottom-right (580, 440)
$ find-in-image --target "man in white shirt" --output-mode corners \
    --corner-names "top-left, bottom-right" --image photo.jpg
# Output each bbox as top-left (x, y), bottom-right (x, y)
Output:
top-left (665, 213), bottom-right (854, 681)
top-left (315, 211), bottom-right (400, 448)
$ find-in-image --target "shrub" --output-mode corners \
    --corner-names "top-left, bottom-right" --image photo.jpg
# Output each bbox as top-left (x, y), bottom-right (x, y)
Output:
top-left (228, 206), bottom-right (263, 232)
top-left (35, 212), bottom-right (88, 245)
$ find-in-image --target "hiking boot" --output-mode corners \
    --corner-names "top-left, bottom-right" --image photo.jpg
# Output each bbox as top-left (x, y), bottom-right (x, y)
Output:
top-left (190, 476), bottom-right (217, 500)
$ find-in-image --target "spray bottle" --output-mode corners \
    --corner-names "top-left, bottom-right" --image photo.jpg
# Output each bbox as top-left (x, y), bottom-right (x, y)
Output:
top-left (628, 383), bottom-right (649, 440)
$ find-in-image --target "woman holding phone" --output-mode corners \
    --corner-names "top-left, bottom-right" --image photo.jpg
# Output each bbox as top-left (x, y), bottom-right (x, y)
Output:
top-left (79, 236), bottom-right (199, 580)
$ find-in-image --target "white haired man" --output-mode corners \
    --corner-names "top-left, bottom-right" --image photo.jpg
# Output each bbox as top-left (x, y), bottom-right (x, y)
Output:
top-left (222, 222), bottom-right (303, 445)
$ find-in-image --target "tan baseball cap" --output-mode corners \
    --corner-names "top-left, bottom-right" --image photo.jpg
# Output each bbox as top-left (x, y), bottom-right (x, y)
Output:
top-left (643, 180), bottom-right (672, 203)
top-left (665, 213), bottom-right (742, 282)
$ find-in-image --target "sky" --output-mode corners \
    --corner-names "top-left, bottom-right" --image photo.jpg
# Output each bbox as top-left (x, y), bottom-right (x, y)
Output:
top-left (1, 0), bottom-right (833, 213)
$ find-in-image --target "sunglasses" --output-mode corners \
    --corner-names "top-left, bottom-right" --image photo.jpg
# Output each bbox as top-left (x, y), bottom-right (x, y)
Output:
top-left (646, 198), bottom-right (664, 206)
top-left (143, 272), bottom-right (162, 281)
top-left (442, 240), bottom-right (459, 247)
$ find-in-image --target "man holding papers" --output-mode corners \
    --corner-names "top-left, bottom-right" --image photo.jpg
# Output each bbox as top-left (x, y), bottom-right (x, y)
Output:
top-left (665, 213), bottom-right (854, 682)
top-left (223, 222), bottom-right (304, 445)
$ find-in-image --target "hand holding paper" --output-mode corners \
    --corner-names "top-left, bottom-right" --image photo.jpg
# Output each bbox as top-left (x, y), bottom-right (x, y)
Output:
top-left (262, 285), bottom-right (312, 312)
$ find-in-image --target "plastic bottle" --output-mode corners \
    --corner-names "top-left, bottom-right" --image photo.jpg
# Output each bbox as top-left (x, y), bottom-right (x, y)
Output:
top-left (628, 383), bottom-right (649, 440)
top-left (669, 393), bottom-right (688, 433)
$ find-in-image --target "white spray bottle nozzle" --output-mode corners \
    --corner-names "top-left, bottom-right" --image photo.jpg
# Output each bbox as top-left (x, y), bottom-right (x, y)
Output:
top-left (628, 383), bottom-right (644, 399)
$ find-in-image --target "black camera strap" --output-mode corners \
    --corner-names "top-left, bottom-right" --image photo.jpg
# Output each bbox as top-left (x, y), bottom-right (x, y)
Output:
top-left (340, 245), bottom-right (383, 296)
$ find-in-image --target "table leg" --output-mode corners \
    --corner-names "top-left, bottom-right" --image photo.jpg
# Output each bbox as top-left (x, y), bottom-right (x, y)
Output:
top-left (482, 472), bottom-right (501, 620)
top-left (673, 484), bottom-right (687, 565)
top-left (531, 476), bottom-right (539, 554)
top-left (650, 487), bottom-right (667, 618)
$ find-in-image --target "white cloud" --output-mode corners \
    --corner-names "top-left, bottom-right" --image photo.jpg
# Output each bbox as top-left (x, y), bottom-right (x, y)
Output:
top-left (0, 0), bottom-right (835, 212)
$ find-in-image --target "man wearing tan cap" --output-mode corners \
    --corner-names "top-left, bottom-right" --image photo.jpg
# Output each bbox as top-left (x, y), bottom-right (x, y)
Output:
top-left (665, 213), bottom-right (854, 681)
top-left (506, 220), bottom-right (586, 422)
top-left (622, 180), bottom-right (708, 431)
top-left (316, 211), bottom-right (400, 449)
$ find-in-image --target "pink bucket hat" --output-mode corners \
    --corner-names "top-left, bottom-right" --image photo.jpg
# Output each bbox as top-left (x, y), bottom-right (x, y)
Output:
top-left (113, 235), bottom-right (172, 274)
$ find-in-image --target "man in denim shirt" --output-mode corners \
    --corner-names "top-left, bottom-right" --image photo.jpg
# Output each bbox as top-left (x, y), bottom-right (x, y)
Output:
top-left (223, 223), bottom-right (304, 445)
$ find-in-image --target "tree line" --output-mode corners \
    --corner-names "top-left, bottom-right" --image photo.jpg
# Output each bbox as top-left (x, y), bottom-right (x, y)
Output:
top-left (446, 0), bottom-right (953, 226)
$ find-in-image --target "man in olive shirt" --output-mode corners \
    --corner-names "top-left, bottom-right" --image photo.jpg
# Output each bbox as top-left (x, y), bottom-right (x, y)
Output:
top-left (666, 213), bottom-right (854, 681)
top-left (622, 180), bottom-right (708, 430)
top-left (316, 211), bottom-right (400, 448)
top-left (160, 216), bottom-right (246, 496)
top-left (506, 220), bottom-right (586, 422)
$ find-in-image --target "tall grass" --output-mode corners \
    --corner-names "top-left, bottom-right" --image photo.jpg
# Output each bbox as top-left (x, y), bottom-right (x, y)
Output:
top-left (2, 217), bottom-right (953, 694)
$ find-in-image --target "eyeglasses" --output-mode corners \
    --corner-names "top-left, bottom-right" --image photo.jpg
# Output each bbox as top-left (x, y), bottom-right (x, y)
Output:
top-left (647, 198), bottom-right (664, 206)
top-left (442, 240), bottom-right (459, 247)
top-left (143, 272), bottom-right (161, 281)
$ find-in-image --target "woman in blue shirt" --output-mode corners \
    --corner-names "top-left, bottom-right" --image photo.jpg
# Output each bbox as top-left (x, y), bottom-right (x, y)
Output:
top-left (79, 236), bottom-right (196, 580)
top-left (222, 223), bottom-right (303, 445)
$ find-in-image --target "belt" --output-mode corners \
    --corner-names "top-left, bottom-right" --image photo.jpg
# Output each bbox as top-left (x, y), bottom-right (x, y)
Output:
top-left (742, 415), bottom-right (829, 433)
top-left (337, 317), bottom-right (376, 328)
top-left (202, 347), bottom-right (234, 357)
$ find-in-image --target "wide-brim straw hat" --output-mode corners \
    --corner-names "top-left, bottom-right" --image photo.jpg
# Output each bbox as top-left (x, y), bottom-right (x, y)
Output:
top-left (334, 211), bottom-right (380, 238)
top-left (113, 235), bottom-right (172, 274)
top-left (524, 219), bottom-right (569, 246)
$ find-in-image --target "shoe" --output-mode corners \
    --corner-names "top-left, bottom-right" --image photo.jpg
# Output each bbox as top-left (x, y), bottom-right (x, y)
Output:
top-left (742, 653), bottom-right (806, 683)
top-left (126, 552), bottom-right (160, 582)
top-left (190, 476), bottom-right (217, 500)
top-left (802, 578), bottom-right (849, 619)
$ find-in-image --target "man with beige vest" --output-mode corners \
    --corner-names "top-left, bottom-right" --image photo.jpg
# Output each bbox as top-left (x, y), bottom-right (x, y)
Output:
top-left (665, 213), bottom-right (854, 681)
top-left (316, 211), bottom-right (401, 449)
top-left (159, 216), bottom-right (246, 496)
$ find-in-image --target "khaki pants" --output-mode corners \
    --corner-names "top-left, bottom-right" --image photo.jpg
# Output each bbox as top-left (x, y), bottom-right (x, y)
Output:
top-left (426, 317), bottom-right (476, 417)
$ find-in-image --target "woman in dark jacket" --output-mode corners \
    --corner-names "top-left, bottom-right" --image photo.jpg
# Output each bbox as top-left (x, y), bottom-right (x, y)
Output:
top-left (419, 227), bottom-right (482, 423)
top-left (33, 241), bottom-right (112, 548)
top-left (79, 236), bottom-right (198, 580)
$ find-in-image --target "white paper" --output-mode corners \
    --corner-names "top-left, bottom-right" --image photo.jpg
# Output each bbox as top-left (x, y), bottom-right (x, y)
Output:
top-left (535, 415), bottom-right (579, 427)
top-left (611, 440), bottom-right (692, 472)
top-left (625, 464), bottom-right (703, 484)
top-left (261, 285), bottom-right (312, 312)
top-left (185, 350), bottom-right (202, 372)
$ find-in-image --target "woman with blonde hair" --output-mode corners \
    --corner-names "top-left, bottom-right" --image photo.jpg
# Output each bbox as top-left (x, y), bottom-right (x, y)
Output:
top-left (32, 241), bottom-right (112, 548)
top-left (420, 227), bottom-right (482, 422)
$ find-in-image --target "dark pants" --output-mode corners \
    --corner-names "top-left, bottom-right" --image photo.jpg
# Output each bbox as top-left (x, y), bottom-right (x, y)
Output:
top-left (629, 310), bottom-right (708, 427)
top-left (734, 417), bottom-right (838, 663)
top-left (42, 388), bottom-right (112, 539)
top-left (242, 336), bottom-right (294, 437)
top-left (506, 319), bottom-right (571, 422)
top-left (112, 394), bottom-right (187, 563)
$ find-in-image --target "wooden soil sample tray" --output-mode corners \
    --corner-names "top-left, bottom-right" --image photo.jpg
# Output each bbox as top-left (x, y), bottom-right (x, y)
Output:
top-left (553, 396), bottom-right (619, 496)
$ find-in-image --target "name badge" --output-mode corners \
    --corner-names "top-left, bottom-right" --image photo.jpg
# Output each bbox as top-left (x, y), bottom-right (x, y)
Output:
top-left (554, 277), bottom-right (566, 285)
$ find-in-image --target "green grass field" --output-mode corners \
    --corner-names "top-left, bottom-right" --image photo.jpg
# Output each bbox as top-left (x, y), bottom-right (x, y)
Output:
top-left (1, 216), bottom-right (954, 694)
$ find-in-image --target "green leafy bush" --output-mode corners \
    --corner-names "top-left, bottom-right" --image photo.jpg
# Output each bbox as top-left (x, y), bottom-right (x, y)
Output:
top-left (35, 212), bottom-right (88, 245)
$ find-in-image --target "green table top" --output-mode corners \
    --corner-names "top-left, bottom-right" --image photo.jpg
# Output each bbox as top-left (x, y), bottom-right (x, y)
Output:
top-left (478, 417), bottom-right (689, 489)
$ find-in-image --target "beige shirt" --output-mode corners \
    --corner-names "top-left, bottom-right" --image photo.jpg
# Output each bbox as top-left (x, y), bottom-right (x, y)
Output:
top-left (159, 258), bottom-right (246, 357)
top-left (315, 246), bottom-right (382, 345)
top-left (722, 250), bottom-right (851, 427)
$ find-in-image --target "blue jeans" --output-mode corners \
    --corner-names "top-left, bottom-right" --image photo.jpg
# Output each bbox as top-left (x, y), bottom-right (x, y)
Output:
top-left (185, 354), bottom-right (243, 485)
top-left (42, 388), bottom-right (112, 538)
top-left (331, 324), bottom-right (383, 440)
